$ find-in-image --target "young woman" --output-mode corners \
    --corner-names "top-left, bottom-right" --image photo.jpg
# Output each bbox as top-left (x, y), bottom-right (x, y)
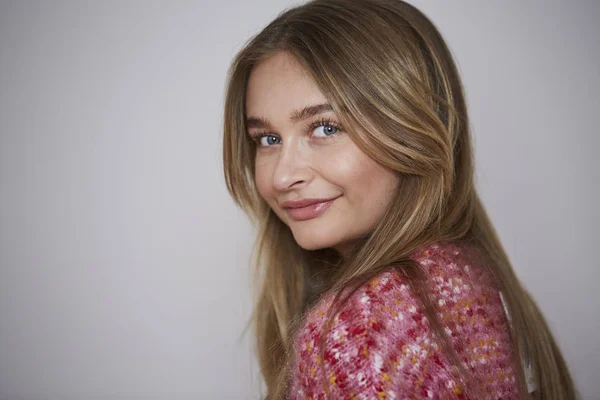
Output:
top-left (222, 0), bottom-right (575, 398)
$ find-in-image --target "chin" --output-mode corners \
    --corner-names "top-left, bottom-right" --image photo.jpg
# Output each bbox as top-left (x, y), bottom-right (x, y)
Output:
top-left (290, 224), bottom-right (344, 251)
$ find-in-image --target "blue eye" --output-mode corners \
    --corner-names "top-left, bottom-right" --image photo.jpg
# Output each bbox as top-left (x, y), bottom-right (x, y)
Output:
top-left (313, 124), bottom-right (339, 138)
top-left (259, 135), bottom-right (281, 147)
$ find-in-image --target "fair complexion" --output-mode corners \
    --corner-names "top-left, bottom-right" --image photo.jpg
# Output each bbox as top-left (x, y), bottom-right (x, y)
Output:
top-left (245, 51), bottom-right (400, 254)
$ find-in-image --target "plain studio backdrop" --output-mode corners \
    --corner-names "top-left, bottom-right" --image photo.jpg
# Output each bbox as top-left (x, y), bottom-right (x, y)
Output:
top-left (0, 1), bottom-right (598, 399)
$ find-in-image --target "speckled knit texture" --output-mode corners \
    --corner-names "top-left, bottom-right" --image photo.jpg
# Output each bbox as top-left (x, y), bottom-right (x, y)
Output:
top-left (288, 241), bottom-right (521, 399)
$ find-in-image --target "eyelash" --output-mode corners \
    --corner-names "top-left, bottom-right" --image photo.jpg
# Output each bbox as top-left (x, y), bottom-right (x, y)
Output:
top-left (251, 118), bottom-right (343, 146)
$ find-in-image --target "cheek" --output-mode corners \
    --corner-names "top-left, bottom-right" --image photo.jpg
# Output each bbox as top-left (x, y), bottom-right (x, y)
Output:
top-left (254, 157), bottom-right (273, 200)
top-left (362, 165), bottom-right (399, 206)
top-left (336, 153), bottom-right (399, 211)
top-left (313, 147), bottom-right (360, 188)
top-left (319, 150), bottom-right (382, 192)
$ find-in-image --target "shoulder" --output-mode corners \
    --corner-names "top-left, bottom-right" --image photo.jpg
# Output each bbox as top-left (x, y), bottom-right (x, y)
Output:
top-left (289, 269), bottom-right (421, 399)
top-left (287, 241), bottom-right (520, 399)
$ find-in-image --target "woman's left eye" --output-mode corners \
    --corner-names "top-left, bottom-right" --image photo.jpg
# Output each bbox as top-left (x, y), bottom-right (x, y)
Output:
top-left (313, 124), bottom-right (340, 138)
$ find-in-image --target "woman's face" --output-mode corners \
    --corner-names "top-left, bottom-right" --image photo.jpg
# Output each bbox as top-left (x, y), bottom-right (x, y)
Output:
top-left (245, 52), bottom-right (400, 254)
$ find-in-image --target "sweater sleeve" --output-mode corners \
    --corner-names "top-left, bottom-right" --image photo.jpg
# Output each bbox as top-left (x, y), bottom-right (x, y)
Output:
top-left (288, 271), bottom-right (462, 399)
top-left (287, 242), bottom-right (521, 399)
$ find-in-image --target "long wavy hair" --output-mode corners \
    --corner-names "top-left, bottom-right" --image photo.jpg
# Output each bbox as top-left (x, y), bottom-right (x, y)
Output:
top-left (222, 0), bottom-right (575, 398)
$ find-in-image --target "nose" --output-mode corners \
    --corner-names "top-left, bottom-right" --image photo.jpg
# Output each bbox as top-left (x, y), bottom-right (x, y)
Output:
top-left (272, 140), bottom-right (311, 192)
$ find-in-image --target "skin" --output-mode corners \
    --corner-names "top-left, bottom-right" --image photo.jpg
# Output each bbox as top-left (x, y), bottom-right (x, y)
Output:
top-left (245, 51), bottom-right (400, 256)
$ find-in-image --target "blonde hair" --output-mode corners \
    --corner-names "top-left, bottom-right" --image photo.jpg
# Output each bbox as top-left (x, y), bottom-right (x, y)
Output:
top-left (222, 0), bottom-right (575, 398)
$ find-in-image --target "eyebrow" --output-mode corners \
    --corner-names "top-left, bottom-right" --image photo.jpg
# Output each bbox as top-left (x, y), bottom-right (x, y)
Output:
top-left (246, 103), bottom-right (334, 129)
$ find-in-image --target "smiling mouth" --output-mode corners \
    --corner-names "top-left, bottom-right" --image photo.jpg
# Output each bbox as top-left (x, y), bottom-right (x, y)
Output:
top-left (283, 196), bottom-right (339, 221)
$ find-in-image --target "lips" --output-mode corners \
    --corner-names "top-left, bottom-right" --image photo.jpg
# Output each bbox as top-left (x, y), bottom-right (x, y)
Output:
top-left (281, 196), bottom-right (340, 221)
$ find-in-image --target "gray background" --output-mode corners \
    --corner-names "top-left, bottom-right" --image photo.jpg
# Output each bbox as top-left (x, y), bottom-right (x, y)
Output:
top-left (0, 1), bottom-right (598, 399)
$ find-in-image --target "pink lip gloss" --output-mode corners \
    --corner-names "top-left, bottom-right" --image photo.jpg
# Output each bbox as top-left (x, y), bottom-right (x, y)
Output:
top-left (285, 198), bottom-right (336, 221)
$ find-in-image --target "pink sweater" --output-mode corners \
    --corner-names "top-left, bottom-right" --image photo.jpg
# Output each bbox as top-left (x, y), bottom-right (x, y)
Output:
top-left (288, 241), bottom-right (521, 399)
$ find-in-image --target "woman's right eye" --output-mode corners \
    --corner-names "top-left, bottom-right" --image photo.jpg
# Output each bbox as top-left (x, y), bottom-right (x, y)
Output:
top-left (258, 135), bottom-right (281, 147)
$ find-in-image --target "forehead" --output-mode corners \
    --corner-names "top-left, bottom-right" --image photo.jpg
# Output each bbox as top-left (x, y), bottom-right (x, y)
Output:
top-left (245, 52), bottom-right (327, 120)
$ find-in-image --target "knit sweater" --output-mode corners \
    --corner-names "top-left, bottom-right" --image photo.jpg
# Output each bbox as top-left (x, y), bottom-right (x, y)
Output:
top-left (287, 241), bottom-right (522, 399)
